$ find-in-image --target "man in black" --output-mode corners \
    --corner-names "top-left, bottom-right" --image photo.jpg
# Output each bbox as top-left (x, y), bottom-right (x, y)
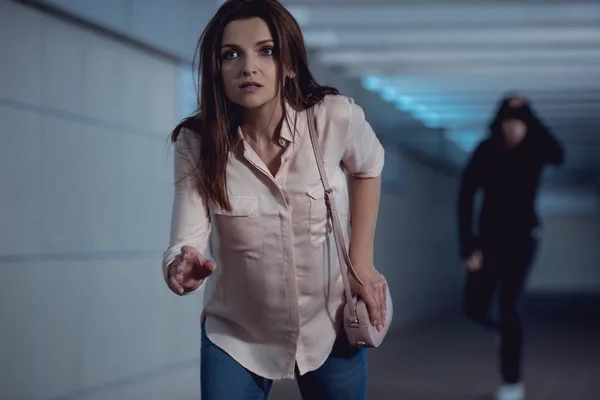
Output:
top-left (457, 95), bottom-right (565, 400)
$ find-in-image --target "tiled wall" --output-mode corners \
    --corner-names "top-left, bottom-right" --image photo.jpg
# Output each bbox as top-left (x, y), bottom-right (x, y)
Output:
top-left (375, 151), bottom-right (464, 328)
top-left (0, 2), bottom-right (202, 399)
top-left (529, 213), bottom-right (600, 293)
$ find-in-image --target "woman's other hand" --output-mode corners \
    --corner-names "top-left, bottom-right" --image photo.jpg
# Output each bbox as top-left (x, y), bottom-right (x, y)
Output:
top-left (168, 246), bottom-right (216, 295)
top-left (350, 267), bottom-right (388, 331)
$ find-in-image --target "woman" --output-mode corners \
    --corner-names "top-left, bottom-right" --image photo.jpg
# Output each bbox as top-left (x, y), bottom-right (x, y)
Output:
top-left (162, 1), bottom-right (387, 399)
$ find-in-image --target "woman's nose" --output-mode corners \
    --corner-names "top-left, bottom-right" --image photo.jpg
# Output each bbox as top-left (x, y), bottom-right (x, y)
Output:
top-left (241, 54), bottom-right (258, 76)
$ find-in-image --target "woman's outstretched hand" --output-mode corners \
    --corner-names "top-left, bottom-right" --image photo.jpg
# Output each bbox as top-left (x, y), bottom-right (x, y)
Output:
top-left (350, 267), bottom-right (388, 331)
top-left (168, 246), bottom-right (216, 295)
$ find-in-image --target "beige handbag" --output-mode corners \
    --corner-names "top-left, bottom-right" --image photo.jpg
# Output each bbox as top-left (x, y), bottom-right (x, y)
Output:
top-left (306, 107), bottom-right (393, 348)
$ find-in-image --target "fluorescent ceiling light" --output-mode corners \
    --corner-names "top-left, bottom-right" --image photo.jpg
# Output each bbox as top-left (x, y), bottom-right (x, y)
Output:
top-left (361, 76), bottom-right (382, 92)
top-left (319, 48), bottom-right (600, 64)
top-left (303, 27), bottom-right (600, 47)
top-left (289, 4), bottom-right (600, 26)
top-left (303, 31), bottom-right (339, 46)
top-left (380, 87), bottom-right (397, 102)
top-left (445, 131), bottom-right (484, 152)
top-left (366, 65), bottom-right (600, 78)
top-left (366, 77), bottom-right (600, 92)
top-left (434, 110), bottom-right (598, 120)
top-left (361, 77), bottom-right (440, 129)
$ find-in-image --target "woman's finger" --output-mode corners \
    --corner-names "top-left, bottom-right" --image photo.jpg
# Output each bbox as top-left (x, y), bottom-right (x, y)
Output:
top-left (367, 287), bottom-right (382, 331)
top-left (171, 262), bottom-right (186, 285)
top-left (378, 281), bottom-right (387, 323)
top-left (169, 276), bottom-right (184, 295)
top-left (372, 285), bottom-right (383, 331)
top-left (177, 258), bottom-right (192, 276)
top-left (364, 295), bottom-right (379, 328)
top-left (169, 255), bottom-right (183, 278)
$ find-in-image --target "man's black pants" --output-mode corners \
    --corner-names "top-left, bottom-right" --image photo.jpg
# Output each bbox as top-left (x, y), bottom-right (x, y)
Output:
top-left (462, 234), bottom-right (538, 384)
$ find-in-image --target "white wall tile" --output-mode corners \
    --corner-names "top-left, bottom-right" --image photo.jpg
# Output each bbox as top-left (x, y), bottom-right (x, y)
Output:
top-left (120, 49), bottom-right (176, 134)
top-left (111, 134), bottom-right (172, 251)
top-left (177, 62), bottom-right (198, 120)
top-left (529, 214), bottom-right (600, 292)
top-left (0, 2), bottom-right (206, 399)
top-left (75, 124), bottom-right (126, 252)
top-left (76, 259), bottom-right (203, 390)
top-left (149, 60), bottom-right (179, 134)
top-left (38, 0), bottom-right (217, 63)
top-left (0, 259), bottom-right (204, 400)
top-left (0, 1), bottom-right (43, 105)
top-left (39, 115), bottom-right (95, 253)
top-left (0, 260), bottom-right (86, 399)
top-left (39, 0), bottom-right (134, 34)
top-left (375, 152), bottom-right (464, 329)
top-left (41, 15), bottom-right (87, 115)
top-left (120, 47), bottom-right (155, 130)
top-left (82, 32), bottom-right (125, 124)
top-left (0, 106), bottom-right (43, 255)
top-left (130, 0), bottom-right (213, 61)
top-left (37, 116), bottom-right (173, 254)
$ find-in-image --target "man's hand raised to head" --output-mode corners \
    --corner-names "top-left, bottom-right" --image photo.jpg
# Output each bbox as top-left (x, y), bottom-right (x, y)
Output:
top-left (168, 246), bottom-right (216, 295)
top-left (464, 249), bottom-right (483, 273)
top-left (508, 96), bottom-right (527, 108)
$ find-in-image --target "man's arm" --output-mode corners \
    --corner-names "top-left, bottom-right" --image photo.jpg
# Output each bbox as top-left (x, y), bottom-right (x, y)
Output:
top-left (457, 144), bottom-right (485, 259)
top-left (528, 110), bottom-right (565, 165)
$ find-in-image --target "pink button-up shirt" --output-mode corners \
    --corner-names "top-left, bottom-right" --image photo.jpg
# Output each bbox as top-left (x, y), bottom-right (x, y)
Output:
top-left (162, 95), bottom-right (384, 380)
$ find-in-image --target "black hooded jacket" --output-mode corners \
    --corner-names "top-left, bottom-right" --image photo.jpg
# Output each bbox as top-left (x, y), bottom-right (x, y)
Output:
top-left (457, 99), bottom-right (565, 259)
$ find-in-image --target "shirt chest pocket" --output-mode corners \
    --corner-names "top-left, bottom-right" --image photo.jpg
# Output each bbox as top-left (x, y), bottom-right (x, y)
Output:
top-left (307, 185), bottom-right (332, 249)
top-left (211, 196), bottom-right (264, 260)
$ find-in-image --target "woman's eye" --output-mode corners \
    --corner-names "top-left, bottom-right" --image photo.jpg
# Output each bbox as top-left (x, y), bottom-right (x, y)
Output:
top-left (260, 47), bottom-right (274, 56)
top-left (223, 50), bottom-right (238, 60)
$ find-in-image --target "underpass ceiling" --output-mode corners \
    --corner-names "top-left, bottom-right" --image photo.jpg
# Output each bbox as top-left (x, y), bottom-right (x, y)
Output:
top-left (283, 0), bottom-right (600, 184)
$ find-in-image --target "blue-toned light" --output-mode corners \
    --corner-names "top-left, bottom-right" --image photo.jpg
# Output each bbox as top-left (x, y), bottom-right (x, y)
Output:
top-left (413, 106), bottom-right (432, 120)
top-left (445, 131), bottom-right (483, 152)
top-left (361, 76), bottom-right (382, 92)
top-left (413, 104), bottom-right (426, 114)
top-left (361, 76), bottom-right (445, 132)
top-left (393, 101), bottom-right (406, 111)
top-left (394, 95), bottom-right (414, 111)
top-left (380, 87), bottom-right (397, 102)
top-left (423, 116), bottom-right (440, 129)
top-left (456, 141), bottom-right (478, 152)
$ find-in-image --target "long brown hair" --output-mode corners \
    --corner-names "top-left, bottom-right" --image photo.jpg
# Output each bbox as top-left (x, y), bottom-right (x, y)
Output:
top-left (170, 0), bottom-right (338, 211)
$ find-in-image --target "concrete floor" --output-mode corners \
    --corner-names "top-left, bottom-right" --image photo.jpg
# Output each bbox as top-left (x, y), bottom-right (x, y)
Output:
top-left (270, 294), bottom-right (600, 400)
top-left (60, 294), bottom-right (599, 400)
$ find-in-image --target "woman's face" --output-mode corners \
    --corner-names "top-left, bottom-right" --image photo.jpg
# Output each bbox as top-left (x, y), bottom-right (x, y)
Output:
top-left (220, 17), bottom-right (280, 110)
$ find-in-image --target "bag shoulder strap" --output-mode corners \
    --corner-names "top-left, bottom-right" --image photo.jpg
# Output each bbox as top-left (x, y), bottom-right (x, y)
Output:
top-left (306, 107), bottom-right (365, 296)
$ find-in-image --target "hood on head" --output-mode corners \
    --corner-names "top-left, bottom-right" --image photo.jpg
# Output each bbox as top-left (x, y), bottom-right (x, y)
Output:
top-left (488, 94), bottom-right (535, 141)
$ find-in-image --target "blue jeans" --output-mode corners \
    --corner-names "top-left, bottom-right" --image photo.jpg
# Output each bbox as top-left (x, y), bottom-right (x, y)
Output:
top-left (200, 323), bottom-right (367, 400)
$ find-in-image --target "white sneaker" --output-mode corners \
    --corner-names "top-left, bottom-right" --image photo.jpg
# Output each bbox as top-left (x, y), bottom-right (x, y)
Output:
top-left (496, 383), bottom-right (525, 400)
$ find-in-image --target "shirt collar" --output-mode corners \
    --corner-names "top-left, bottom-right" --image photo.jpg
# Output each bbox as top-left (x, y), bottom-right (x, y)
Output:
top-left (233, 102), bottom-right (304, 146)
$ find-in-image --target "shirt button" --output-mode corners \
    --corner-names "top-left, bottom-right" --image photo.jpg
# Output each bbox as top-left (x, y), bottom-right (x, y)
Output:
top-left (279, 138), bottom-right (286, 146)
top-left (285, 157), bottom-right (290, 163)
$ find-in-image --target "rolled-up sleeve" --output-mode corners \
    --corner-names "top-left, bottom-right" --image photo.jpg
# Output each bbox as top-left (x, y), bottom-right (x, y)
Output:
top-left (341, 100), bottom-right (385, 178)
top-left (162, 129), bottom-right (211, 292)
